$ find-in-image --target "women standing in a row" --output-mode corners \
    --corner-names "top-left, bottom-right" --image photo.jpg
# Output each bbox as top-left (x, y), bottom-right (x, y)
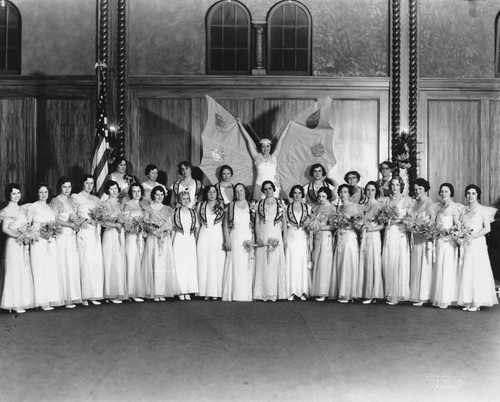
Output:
top-left (310, 187), bottom-right (335, 302)
top-left (101, 180), bottom-right (127, 303)
top-left (358, 181), bottom-right (384, 304)
top-left (458, 185), bottom-right (498, 311)
top-left (253, 181), bottom-right (287, 301)
top-left (72, 174), bottom-right (104, 306)
top-left (285, 185), bottom-right (310, 300)
top-left (222, 183), bottom-right (254, 302)
top-left (0, 184), bottom-right (35, 313)
top-left (382, 176), bottom-right (413, 305)
top-left (51, 177), bottom-right (82, 308)
top-left (27, 183), bottom-right (63, 310)
top-left (197, 185), bottom-right (226, 300)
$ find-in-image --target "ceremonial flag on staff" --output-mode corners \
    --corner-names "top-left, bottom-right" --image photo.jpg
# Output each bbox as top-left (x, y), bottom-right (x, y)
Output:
top-left (91, 67), bottom-right (109, 196)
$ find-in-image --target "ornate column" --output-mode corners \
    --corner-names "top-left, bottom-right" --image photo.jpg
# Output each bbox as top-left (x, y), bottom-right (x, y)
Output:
top-left (116, 0), bottom-right (127, 158)
top-left (408, 0), bottom-right (418, 185)
top-left (252, 21), bottom-right (266, 75)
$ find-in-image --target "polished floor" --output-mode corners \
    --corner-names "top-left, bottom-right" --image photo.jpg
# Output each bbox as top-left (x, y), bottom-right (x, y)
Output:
top-left (1, 299), bottom-right (499, 402)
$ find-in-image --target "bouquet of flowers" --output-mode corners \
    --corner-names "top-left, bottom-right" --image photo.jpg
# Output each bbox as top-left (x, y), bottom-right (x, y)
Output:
top-left (242, 240), bottom-right (254, 252)
top-left (422, 221), bottom-right (447, 242)
top-left (143, 217), bottom-right (168, 238)
top-left (123, 215), bottom-right (145, 237)
top-left (402, 213), bottom-right (432, 235)
top-left (39, 221), bottom-right (63, 242)
top-left (265, 237), bottom-right (280, 263)
top-left (304, 212), bottom-right (327, 234)
top-left (450, 222), bottom-right (474, 247)
top-left (375, 204), bottom-right (400, 225)
top-left (88, 205), bottom-right (110, 225)
top-left (16, 224), bottom-right (39, 246)
top-left (212, 201), bottom-right (226, 215)
top-left (330, 212), bottom-right (351, 233)
top-left (349, 214), bottom-right (366, 232)
top-left (69, 214), bottom-right (87, 233)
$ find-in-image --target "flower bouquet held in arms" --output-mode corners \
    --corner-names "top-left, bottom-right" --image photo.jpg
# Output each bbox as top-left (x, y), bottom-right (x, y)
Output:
top-left (16, 224), bottom-right (39, 246)
top-left (329, 211), bottom-right (351, 234)
top-left (88, 205), bottom-right (110, 226)
top-left (143, 217), bottom-right (168, 253)
top-left (68, 214), bottom-right (87, 233)
top-left (123, 215), bottom-right (145, 237)
top-left (450, 221), bottom-right (474, 262)
top-left (375, 204), bottom-right (400, 226)
top-left (242, 239), bottom-right (256, 264)
top-left (39, 221), bottom-right (63, 242)
top-left (265, 237), bottom-right (280, 264)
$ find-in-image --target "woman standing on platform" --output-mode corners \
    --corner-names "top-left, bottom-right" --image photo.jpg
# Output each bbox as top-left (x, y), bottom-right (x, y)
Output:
top-left (330, 184), bottom-right (361, 303)
top-left (215, 165), bottom-right (235, 205)
top-left (123, 183), bottom-right (146, 302)
top-left (457, 185), bottom-right (498, 311)
top-left (170, 161), bottom-right (202, 209)
top-left (72, 174), bottom-right (104, 306)
top-left (141, 164), bottom-right (167, 204)
top-left (375, 161), bottom-right (394, 197)
top-left (143, 186), bottom-right (176, 301)
top-left (172, 191), bottom-right (199, 300)
top-left (285, 185), bottom-right (311, 300)
top-left (107, 157), bottom-right (135, 203)
top-left (382, 176), bottom-right (414, 305)
top-left (253, 181), bottom-right (287, 301)
top-left (51, 177), bottom-right (82, 309)
top-left (197, 185), bottom-right (226, 300)
top-left (409, 178), bottom-right (438, 306)
top-left (431, 183), bottom-right (460, 309)
top-left (358, 181), bottom-right (384, 304)
top-left (222, 183), bottom-right (254, 302)
top-left (0, 183), bottom-right (35, 313)
top-left (27, 183), bottom-right (63, 310)
top-left (101, 180), bottom-right (127, 304)
top-left (310, 187), bottom-right (335, 302)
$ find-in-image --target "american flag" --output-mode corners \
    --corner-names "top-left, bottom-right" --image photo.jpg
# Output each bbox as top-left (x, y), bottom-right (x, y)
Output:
top-left (91, 66), bottom-right (109, 196)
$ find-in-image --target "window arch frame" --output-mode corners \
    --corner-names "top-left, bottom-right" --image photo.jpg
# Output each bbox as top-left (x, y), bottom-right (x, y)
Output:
top-left (0, 0), bottom-right (22, 75)
top-left (266, 0), bottom-right (312, 76)
top-left (206, 0), bottom-right (252, 75)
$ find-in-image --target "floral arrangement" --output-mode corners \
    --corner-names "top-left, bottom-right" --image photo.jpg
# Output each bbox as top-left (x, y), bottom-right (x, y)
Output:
top-left (422, 222), bottom-right (447, 242)
top-left (329, 212), bottom-right (351, 232)
top-left (88, 205), bottom-right (109, 225)
top-left (143, 217), bottom-right (169, 239)
top-left (349, 214), bottom-right (366, 232)
top-left (402, 213), bottom-right (432, 234)
top-left (304, 212), bottom-right (327, 233)
top-left (212, 201), bottom-right (226, 216)
top-left (39, 222), bottom-right (63, 242)
top-left (242, 240), bottom-right (254, 252)
top-left (265, 238), bottom-right (280, 264)
top-left (450, 222), bottom-right (474, 247)
top-left (69, 214), bottom-right (87, 233)
top-left (123, 215), bottom-right (145, 236)
top-left (16, 224), bottom-right (39, 246)
top-left (375, 204), bottom-right (400, 225)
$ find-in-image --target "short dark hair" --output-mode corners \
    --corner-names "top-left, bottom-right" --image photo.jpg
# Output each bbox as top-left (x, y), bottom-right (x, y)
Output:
top-left (151, 185), bottom-right (166, 202)
top-left (309, 163), bottom-right (327, 177)
top-left (378, 161), bottom-right (394, 172)
top-left (145, 164), bottom-right (158, 176)
top-left (465, 184), bottom-right (481, 200)
top-left (203, 185), bottom-right (218, 201)
top-left (104, 180), bottom-right (120, 195)
top-left (261, 180), bottom-right (276, 192)
top-left (35, 182), bottom-right (52, 203)
top-left (344, 171), bottom-right (361, 183)
top-left (128, 183), bottom-right (145, 200)
top-left (219, 165), bottom-right (234, 178)
top-left (177, 161), bottom-right (193, 175)
top-left (80, 174), bottom-right (95, 186)
top-left (289, 185), bottom-right (305, 199)
top-left (390, 176), bottom-right (405, 193)
top-left (56, 176), bottom-right (73, 194)
top-left (413, 178), bottom-right (430, 192)
top-left (5, 183), bottom-right (21, 201)
top-left (113, 157), bottom-right (127, 171)
top-left (364, 181), bottom-right (381, 199)
top-left (439, 183), bottom-right (455, 198)
top-left (337, 183), bottom-right (350, 196)
top-left (317, 186), bottom-right (333, 201)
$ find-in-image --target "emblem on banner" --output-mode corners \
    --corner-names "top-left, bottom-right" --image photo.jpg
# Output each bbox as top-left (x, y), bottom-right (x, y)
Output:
top-left (215, 113), bottom-right (227, 131)
top-left (310, 143), bottom-right (325, 157)
top-left (306, 110), bottom-right (320, 129)
top-left (211, 148), bottom-right (225, 162)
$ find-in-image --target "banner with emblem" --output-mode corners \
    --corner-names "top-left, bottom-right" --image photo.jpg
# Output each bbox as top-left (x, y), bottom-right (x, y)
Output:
top-left (200, 95), bottom-right (254, 186)
top-left (276, 97), bottom-right (336, 195)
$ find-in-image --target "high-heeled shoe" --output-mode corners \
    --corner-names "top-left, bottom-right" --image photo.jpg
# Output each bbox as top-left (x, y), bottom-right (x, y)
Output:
top-left (338, 299), bottom-right (349, 304)
top-left (212, 297), bottom-right (217, 301)
top-left (132, 297), bottom-right (144, 302)
top-left (287, 295), bottom-right (295, 301)
top-left (82, 301), bottom-right (89, 306)
top-left (42, 306), bottom-right (54, 311)
top-left (300, 295), bottom-right (307, 301)
top-left (185, 294), bottom-right (191, 300)
top-left (160, 297), bottom-right (166, 302)
top-left (204, 297), bottom-right (209, 301)
top-left (154, 297), bottom-right (160, 302)
top-left (14, 309), bottom-right (26, 314)
top-left (91, 300), bottom-right (101, 305)
top-left (110, 299), bottom-right (122, 304)
top-left (413, 302), bottom-right (424, 307)
top-left (462, 306), bottom-right (469, 311)
top-left (468, 306), bottom-right (480, 312)
top-left (65, 304), bottom-right (76, 309)
top-left (316, 296), bottom-right (325, 302)
top-left (362, 299), bottom-right (373, 304)
top-left (386, 301), bottom-right (398, 306)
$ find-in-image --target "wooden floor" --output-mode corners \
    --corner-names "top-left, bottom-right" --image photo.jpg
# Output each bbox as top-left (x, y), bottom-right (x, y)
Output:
top-left (1, 299), bottom-right (499, 402)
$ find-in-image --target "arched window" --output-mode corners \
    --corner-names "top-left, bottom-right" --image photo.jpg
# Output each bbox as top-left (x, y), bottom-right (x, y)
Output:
top-left (267, 0), bottom-right (311, 75)
top-left (206, 0), bottom-right (251, 75)
top-left (0, 0), bottom-right (21, 75)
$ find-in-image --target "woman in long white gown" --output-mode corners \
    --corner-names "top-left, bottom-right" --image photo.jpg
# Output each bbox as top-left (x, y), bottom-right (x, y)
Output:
top-left (0, 184), bottom-right (35, 313)
top-left (285, 185), bottom-right (311, 300)
top-left (457, 185), bottom-right (498, 311)
top-left (142, 186), bottom-right (176, 301)
top-left (222, 183), bottom-right (254, 302)
top-left (72, 174), bottom-right (104, 306)
top-left (215, 165), bottom-right (235, 205)
top-left (172, 191), bottom-right (199, 300)
top-left (310, 187), bottom-right (335, 302)
top-left (141, 164), bottom-right (168, 205)
top-left (123, 183), bottom-right (146, 302)
top-left (409, 178), bottom-right (438, 306)
top-left (382, 176), bottom-right (414, 305)
top-left (101, 180), bottom-right (127, 303)
top-left (50, 177), bottom-right (82, 308)
top-left (358, 181), bottom-right (384, 304)
top-left (197, 185), bottom-right (226, 300)
top-left (253, 181), bottom-right (287, 301)
top-left (27, 183), bottom-right (63, 310)
top-left (431, 183), bottom-right (460, 309)
top-left (170, 161), bottom-right (203, 209)
top-left (105, 157), bottom-right (135, 204)
top-left (330, 184), bottom-right (361, 302)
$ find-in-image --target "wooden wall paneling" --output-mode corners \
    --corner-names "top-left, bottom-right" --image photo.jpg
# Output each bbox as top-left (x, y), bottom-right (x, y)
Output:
top-left (136, 98), bottom-right (192, 187)
top-left (36, 98), bottom-right (95, 192)
top-left (480, 99), bottom-right (490, 204)
top-left (489, 100), bottom-right (500, 207)
top-left (426, 100), bottom-right (481, 205)
top-left (0, 98), bottom-right (36, 201)
top-left (328, 99), bottom-right (381, 188)
top-left (127, 88), bottom-right (140, 178)
top-left (417, 91), bottom-right (429, 180)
